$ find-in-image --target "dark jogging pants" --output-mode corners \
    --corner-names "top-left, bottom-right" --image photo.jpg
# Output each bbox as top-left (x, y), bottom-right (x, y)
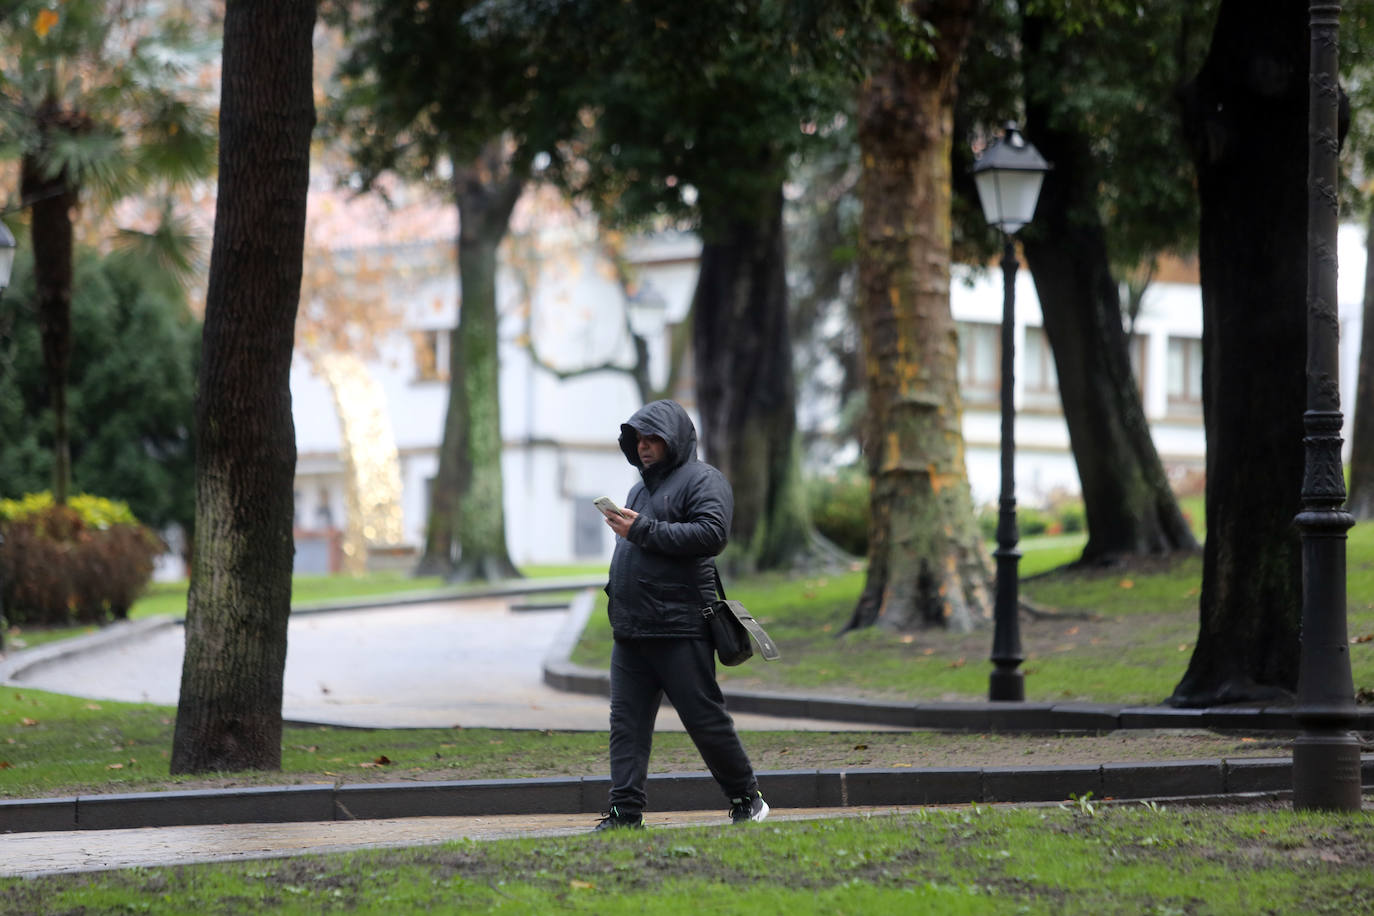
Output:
top-left (607, 637), bottom-right (759, 816)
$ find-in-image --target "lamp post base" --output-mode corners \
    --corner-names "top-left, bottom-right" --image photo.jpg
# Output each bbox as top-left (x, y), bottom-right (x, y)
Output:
top-left (1293, 733), bottom-right (1364, 811)
top-left (989, 667), bottom-right (1024, 702)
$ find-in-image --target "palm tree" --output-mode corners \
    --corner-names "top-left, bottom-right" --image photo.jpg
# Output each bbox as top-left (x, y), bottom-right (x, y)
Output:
top-left (0, 0), bottom-right (215, 502)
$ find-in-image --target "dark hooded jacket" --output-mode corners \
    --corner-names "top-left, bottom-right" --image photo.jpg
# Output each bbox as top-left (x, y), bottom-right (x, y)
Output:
top-left (605, 399), bottom-right (733, 640)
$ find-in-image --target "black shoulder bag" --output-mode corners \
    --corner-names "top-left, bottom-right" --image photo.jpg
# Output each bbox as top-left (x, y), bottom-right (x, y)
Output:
top-left (703, 567), bottom-right (781, 666)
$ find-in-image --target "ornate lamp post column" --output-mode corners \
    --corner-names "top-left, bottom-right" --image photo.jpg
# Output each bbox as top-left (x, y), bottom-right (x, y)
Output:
top-left (0, 220), bottom-right (16, 654)
top-left (971, 123), bottom-right (1050, 702)
top-left (1293, 0), bottom-right (1362, 811)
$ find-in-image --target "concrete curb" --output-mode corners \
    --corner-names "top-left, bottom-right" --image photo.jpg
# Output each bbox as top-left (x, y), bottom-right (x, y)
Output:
top-left (542, 591), bottom-right (1374, 735)
top-left (4, 757), bottom-right (1370, 834)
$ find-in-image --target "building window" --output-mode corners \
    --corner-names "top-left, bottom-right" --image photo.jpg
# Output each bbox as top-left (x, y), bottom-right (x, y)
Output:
top-left (1167, 336), bottom-right (1203, 415)
top-left (413, 329), bottom-right (449, 382)
top-left (1127, 333), bottom-right (1148, 398)
top-left (1022, 326), bottom-right (1058, 410)
top-left (957, 322), bottom-right (1000, 404)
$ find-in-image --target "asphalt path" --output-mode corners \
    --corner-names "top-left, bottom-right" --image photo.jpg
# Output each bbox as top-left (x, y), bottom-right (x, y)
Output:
top-left (3, 594), bottom-right (875, 732)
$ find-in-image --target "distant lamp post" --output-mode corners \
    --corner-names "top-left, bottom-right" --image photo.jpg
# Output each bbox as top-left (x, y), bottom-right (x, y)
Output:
top-left (0, 220), bottom-right (14, 654)
top-left (1293, 0), bottom-right (1361, 811)
top-left (971, 123), bottom-right (1050, 702)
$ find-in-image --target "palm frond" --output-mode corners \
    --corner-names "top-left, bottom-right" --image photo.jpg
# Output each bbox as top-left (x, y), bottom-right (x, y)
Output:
top-left (109, 200), bottom-right (205, 294)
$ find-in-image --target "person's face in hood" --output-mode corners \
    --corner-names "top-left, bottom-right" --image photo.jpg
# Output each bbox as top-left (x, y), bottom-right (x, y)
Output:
top-left (637, 433), bottom-right (668, 468)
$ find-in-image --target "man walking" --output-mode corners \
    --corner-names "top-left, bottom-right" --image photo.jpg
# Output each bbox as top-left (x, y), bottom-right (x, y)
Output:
top-left (596, 399), bottom-right (768, 830)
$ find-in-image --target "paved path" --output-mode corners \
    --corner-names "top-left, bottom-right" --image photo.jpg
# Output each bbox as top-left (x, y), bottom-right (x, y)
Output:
top-left (2, 594), bottom-right (880, 732)
top-left (0, 806), bottom-right (930, 878)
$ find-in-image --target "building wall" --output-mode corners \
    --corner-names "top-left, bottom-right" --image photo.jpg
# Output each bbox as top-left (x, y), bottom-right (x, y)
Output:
top-left (286, 223), bottom-right (1371, 569)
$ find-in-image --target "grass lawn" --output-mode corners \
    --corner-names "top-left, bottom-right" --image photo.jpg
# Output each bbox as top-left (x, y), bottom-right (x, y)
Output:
top-left (571, 522), bottom-right (1374, 706)
top-left (4, 804), bottom-right (1372, 914)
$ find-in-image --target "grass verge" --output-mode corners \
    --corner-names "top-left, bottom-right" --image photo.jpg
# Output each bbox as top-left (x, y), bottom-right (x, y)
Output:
top-left (4, 804), bottom-right (1372, 914)
top-left (571, 527), bottom-right (1374, 706)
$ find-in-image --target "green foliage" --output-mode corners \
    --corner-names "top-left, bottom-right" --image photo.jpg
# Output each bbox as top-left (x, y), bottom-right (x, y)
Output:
top-left (0, 494), bottom-right (161, 625)
top-left (0, 247), bottom-right (199, 531)
top-left (0, 0), bottom-right (218, 206)
top-left (0, 491), bottom-right (139, 528)
top-left (805, 469), bottom-right (869, 556)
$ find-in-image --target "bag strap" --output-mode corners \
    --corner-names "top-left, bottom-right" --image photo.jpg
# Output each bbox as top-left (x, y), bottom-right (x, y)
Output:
top-left (712, 564), bottom-right (727, 600)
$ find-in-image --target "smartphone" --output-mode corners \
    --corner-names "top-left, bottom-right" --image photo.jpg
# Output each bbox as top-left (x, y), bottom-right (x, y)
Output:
top-left (593, 496), bottom-right (627, 518)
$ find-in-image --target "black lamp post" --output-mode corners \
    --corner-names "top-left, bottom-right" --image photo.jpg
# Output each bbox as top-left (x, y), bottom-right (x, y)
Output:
top-left (0, 220), bottom-right (15, 654)
top-left (1293, 0), bottom-right (1361, 811)
top-left (971, 123), bottom-right (1050, 702)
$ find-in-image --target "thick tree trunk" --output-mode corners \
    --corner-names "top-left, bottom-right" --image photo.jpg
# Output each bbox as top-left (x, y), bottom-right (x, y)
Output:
top-left (1169, 0), bottom-right (1307, 707)
top-left (692, 188), bottom-right (811, 573)
top-left (428, 142), bottom-right (522, 583)
top-left (1019, 13), bottom-right (1198, 563)
top-left (1345, 207), bottom-right (1374, 519)
top-left (171, 0), bottom-right (316, 774)
top-left (21, 153), bottom-right (76, 505)
top-left (846, 0), bottom-right (989, 634)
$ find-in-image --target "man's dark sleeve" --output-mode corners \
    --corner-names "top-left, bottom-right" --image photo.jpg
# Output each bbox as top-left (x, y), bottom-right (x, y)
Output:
top-left (627, 466), bottom-right (732, 557)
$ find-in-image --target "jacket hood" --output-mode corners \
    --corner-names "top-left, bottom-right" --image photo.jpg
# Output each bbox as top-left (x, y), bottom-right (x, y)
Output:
top-left (619, 399), bottom-right (698, 473)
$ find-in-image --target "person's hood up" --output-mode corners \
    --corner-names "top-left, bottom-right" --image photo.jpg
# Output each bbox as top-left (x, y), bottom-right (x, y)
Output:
top-left (619, 399), bottom-right (698, 474)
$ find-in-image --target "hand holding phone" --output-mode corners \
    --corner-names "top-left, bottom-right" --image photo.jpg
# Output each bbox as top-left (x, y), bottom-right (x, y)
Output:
top-left (593, 496), bottom-right (627, 518)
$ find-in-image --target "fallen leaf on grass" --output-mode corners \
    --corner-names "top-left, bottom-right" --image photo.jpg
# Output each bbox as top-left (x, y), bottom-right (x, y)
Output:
top-left (19, 718), bottom-right (37, 727)
top-left (1119, 579), bottom-right (1134, 589)
top-left (107, 763), bottom-right (123, 770)
top-left (1352, 633), bottom-right (1373, 644)
top-left (85, 703), bottom-right (102, 711)
top-left (569, 880), bottom-right (595, 890)
top-left (852, 744), bottom-right (868, 751)
top-left (0, 761), bottom-right (12, 769)
top-left (947, 657), bottom-right (966, 669)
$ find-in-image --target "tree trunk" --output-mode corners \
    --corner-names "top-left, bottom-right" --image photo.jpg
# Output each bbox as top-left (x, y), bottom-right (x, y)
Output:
top-left (171, 0), bottom-right (316, 774)
top-left (21, 152), bottom-right (76, 505)
top-left (692, 188), bottom-right (811, 573)
top-left (1169, 0), bottom-right (1307, 707)
top-left (1345, 206), bottom-right (1374, 519)
top-left (433, 141), bottom-right (523, 583)
top-left (846, 0), bottom-right (989, 634)
top-left (1020, 12), bottom-right (1199, 564)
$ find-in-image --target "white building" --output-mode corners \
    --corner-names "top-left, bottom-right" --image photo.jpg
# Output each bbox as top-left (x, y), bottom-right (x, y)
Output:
top-left (283, 214), bottom-right (1371, 574)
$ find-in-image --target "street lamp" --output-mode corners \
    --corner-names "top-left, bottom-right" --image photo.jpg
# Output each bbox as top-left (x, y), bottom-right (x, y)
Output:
top-left (971, 123), bottom-right (1050, 702)
top-left (1293, 0), bottom-right (1361, 811)
top-left (0, 220), bottom-right (14, 654)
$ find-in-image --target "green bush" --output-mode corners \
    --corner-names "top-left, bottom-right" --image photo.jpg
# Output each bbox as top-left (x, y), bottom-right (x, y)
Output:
top-left (806, 469), bottom-right (869, 556)
top-left (0, 492), bottom-right (162, 626)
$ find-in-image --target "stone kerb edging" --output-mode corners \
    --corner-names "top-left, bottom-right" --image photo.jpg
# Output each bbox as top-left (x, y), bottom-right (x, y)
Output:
top-left (4, 756), bottom-right (1371, 835)
top-left (542, 590), bottom-right (1374, 734)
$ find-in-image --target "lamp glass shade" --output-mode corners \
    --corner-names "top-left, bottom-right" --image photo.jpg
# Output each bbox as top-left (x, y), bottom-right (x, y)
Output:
top-left (0, 221), bottom-right (14, 291)
top-left (973, 167), bottom-right (1045, 235)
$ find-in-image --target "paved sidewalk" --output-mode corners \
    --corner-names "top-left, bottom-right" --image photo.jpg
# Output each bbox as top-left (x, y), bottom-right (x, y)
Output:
top-left (0, 588), bottom-right (883, 732)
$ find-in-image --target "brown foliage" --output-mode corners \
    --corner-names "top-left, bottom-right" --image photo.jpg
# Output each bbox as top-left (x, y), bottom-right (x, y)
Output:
top-left (0, 507), bottom-right (162, 626)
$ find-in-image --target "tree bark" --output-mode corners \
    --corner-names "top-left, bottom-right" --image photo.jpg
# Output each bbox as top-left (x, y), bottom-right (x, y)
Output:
top-left (1169, 0), bottom-right (1307, 706)
top-left (1020, 11), bottom-right (1199, 564)
top-left (425, 140), bottom-right (523, 583)
top-left (21, 149), bottom-right (77, 505)
top-left (846, 0), bottom-right (989, 634)
top-left (1345, 206), bottom-right (1374, 519)
top-left (692, 187), bottom-right (812, 573)
top-left (171, 0), bottom-right (316, 774)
